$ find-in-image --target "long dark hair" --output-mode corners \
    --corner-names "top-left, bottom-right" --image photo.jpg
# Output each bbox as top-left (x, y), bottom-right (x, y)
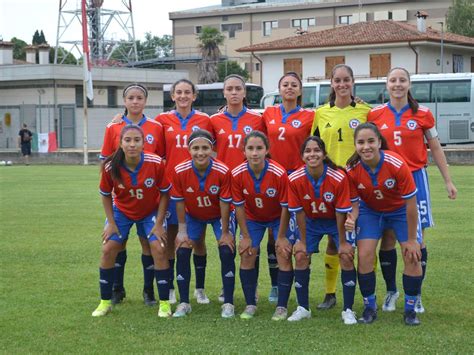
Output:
top-left (328, 64), bottom-right (355, 104)
top-left (122, 83), bottom-right (148, 117)
top-left (278, 71), bottom-right (303, 107)
top-left (103, 124), bottom-right (144, 184)
top-left (346, 123), bottom-right (389, 168)
top-left (223, 74), bottom-right (248, 109)
top-left (300, 136), bottom-right (339, 171)
top-left (387, 67), bottom-right (419, 113)
top-left (171, 79), bottom-right (198, 111)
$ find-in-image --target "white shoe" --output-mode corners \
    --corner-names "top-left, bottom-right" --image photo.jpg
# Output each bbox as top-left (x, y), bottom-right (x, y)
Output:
top-left (221, 303), bottom-right (235, 318)
top-left (382, 291), bottom-right (400, 312)
top-left (173, 302), bottom-right (192, 318)
top-left (415, 294), bottom-right (425, 313)
top-left (218, 288), bottom-right (225, 303)
top-left (194, 289), bottom-right (210, 304)
top-left (169, 289), bottom-right (177, 305)
top-left (287, 306), bottom-right (311, 322)
top-left (341, 309), bottom-right (357, 325)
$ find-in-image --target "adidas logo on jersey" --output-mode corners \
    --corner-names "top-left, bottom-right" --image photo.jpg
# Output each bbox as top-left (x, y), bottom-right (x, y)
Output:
top-left (167, 126), bottom-right (174, 132)
top-left (381, 123), bottom-right (388, 130)
top-left (224, 271), bottom-right (234, 278)
top-left (421, 218), bottom-right (428, 223)
top-left (344, 281), bottom-right (356, 287)
top-left (218, 129), bottom-right (225, 134)
top-left (304, 194), bottom-right (311, 200)
top-left (269, 119), bottom-right (275, 124)
top-left (243, 189), bottom-right (249, 195)
top-left (294, 282), bottom-right (302, 288)
top-left (358, 183), bottom-right (366, 189)
top-left (118, 184), bottom-right (125, 189)
top-left (176, 274), bottom-right (185, 281)
top-left (186, 187), bottom-right (194, 193)
top-left (325, 122), bottom-right (332, 128)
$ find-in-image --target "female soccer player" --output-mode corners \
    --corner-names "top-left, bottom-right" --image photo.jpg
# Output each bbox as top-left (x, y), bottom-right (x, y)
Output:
top-left (156, 79), bottom-right (213, 305)
top-left (345, 123), bottom-right (423, 326)
top-left (311, 64), bottom-right (372, 310)
top-left (263, 72), bottom-right (314, 302)
top-left (100, 83), bottom-right (165, 306)
top-left (368, 67), bottom-right (457, 314)
top-left (274, 136), bottom-right (354, 323)
top-left (231, 131), bottom-right (289, 319)
top-left (93, 124), bottom-right (171, 318)
top-left (170, 129), bottom-right (235, 318)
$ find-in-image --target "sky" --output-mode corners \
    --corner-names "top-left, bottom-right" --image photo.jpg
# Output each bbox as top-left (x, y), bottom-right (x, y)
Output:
top-left (0, 0), bottom-right (221, 44)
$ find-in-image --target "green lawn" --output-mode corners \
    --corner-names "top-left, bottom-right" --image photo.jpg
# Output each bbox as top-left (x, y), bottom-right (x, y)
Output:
top-left (0, 165), bottom-right (473, 353)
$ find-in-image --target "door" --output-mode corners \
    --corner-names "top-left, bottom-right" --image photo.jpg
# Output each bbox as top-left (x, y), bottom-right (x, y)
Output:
top-left (60, 106), bottom-right (75, 148)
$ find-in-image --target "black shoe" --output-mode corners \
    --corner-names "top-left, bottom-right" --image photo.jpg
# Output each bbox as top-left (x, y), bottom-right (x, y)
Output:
top-left (404, 310), bottom-right (421, 326)
top-left (143, 288), bottom-right (157, 307)
top-left (358, 307), bottom-right (377, 324)
top-left (317, 293), bottom-right (336, 310)
top-left (111, 288), bottom-right (126, 305)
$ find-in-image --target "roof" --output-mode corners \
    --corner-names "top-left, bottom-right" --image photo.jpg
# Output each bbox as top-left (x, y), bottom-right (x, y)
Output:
top-left (237, 20), bottom-right (474, 52)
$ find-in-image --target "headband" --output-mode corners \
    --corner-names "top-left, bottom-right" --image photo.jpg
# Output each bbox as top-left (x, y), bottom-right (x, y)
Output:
top-left (188, 136), bottom-right (214, 147)
top-left (124, 85), bottom-right (148, 97)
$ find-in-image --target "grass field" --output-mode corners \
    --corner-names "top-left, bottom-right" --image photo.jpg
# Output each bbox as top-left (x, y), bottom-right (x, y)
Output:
top-left (0, 165), bottom-right (473, 354)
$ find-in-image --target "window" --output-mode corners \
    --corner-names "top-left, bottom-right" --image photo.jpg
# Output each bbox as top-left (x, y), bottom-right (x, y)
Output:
top-left (453, 54), bottom-right (464, 73)
top-left (222, 15), bottom-right (228, 21)
top-left (319, 85), bottom-right (331, 105)
top-left (75, 86), bottom-right (93, 107)
top-left (432, 81), bottom-right (470, 103)
top-left (263, 20), bottom-right (278, 36)
top-left (107, 87), bottom-right (117, 108)
top-left (195, 26), bottom-right (202, 34)
top-left (411, 82), bottom-right (430, 103)
top-left (370, 53), bottom-right (391, 77)
top-left (354, 83), bottom-right (387, 105)
top-left (325, 56), bottom-right (345, 79)
top-left (339, 15), bottom-right (352, 25)
top-left (283, 58), bottom-right (303, 80)
top-left (291, 18), bottom-right (315, 31)
top-left (221, 23), bottom-right (242, 38)
top-left (255, 63), bottom-right (260, 71)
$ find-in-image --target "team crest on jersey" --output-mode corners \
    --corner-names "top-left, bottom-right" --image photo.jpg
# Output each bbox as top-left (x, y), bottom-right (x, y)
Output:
top-left (145, 134), bottom-right (154, 144)
top-left (323, 192), bottom-right (335, 202)
top-left (349, 119), bottom-right (361, 129)
top-left (144, 178), bottom-right (155, 188)
top-left (406, 120), bottom-right (418, 130)
top-left (291, 120), bottom-right (302, 128)
top-left (191, 125), bottom-right (200, 132)
top-left (243, 125), bottom-right (253, 134)
top-left (209, 185), bottom-right (220, 194)
top-left (384, 178), bottom-right (396, 189)
top-left (266, 188), bottom-right (277, 198)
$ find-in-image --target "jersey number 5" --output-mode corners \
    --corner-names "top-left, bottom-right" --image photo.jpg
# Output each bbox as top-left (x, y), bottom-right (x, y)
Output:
top-left (394, 131), bottom-right (402, 146)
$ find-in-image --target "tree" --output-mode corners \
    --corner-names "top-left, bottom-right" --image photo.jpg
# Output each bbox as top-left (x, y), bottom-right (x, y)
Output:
top-left (446, 0), bottom-right (474, 37)
top-left (50, 47), bottom-right (77, 65)
top-left (197, 27), bottom-right (224, 84)
top-left (11, 37), bottom-right (27, 61)
top-left (218, 61), bottom-right (249, 81)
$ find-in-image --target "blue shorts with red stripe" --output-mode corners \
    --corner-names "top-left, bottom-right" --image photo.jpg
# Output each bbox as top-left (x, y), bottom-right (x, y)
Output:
top-left (412, 168), bottom-right (434, 230)
top-left (106, 205), bottom-right (156, 244)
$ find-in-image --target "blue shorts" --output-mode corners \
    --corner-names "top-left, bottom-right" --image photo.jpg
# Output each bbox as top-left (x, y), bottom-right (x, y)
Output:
top-left (300, 218), bottom-right (340, 254)
top-left (106, 206), bottom-right (156, 244)
top-left (287, 211), bottom-right (299, 243)
top-left (412, 168), bottom-right (434, 229)
top-left (166, 199), bottom-right (178, 226)
top-left (244, 219), bottom-right (280, 248)
top-left (186, 212), bottom-right (236, 242)
top-left (356, 203), bottom-right (422, 244)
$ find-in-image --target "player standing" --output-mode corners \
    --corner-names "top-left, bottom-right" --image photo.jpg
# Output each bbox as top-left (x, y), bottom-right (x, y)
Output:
top-left (100, 83), bottom-right (165, 306)
top-left (345, 123), bottom-right (423, 326)
top-left (93, 125), bottom-right (171, 318)
top-left (311, 64), bottom-right (371, 310)
top-left (368, 67), bottom-right (457, 313)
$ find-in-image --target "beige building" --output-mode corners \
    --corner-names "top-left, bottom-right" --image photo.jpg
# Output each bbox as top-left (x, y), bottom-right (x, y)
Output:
top-left (0, 41), bottom-right (187, 150)
top-left (170, 0), bottom-right (452, 84)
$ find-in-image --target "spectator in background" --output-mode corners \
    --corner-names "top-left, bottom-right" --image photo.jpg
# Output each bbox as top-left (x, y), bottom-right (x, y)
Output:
top-left (18, 123), bottom-right (32, 165)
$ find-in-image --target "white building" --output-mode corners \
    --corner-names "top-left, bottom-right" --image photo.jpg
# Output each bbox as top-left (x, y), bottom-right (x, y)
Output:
top-left (0, 42), bottom-right (188, 149)
top-left (236, 19), bottom-right (474, 92)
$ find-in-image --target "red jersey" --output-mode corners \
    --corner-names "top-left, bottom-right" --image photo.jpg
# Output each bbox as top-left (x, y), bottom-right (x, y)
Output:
top-left (288, 165), bottom-right (352, 219)
top-left (100, 115), bottom-right (165, 160)
top-left (210, 108), bottom-right (265, 170)
top-left (231, 159), bottom-right (288, 222)
top-left (263, 105), bottom-right (314, 172)
top-left (170, 158), bottom-right (232, 220)
top-left (346, 150), bottom-right (417, 212)
top-left (156, 110), bottom-right (212, 178)
top-left (99, 153), bottom-right (171, 220)
top-left (368, 103), bottom-right (435, 171)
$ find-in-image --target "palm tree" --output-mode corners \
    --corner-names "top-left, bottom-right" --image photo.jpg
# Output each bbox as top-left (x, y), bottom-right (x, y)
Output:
top-left (197, 27), bottom-right (224, 84)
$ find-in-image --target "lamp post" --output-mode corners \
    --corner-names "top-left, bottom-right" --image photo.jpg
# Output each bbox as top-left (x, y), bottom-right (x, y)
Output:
top-left (438, 21), bottom-right (444, 73)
